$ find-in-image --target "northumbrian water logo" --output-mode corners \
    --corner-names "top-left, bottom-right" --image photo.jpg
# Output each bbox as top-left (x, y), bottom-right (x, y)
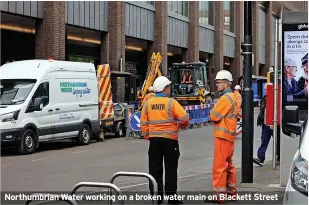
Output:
top-left (60, 82), bottom-right (91, 97)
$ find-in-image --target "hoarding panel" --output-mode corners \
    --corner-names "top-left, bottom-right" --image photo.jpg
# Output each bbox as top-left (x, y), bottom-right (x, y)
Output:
top-left (282, 23), bottom-right (308, 111)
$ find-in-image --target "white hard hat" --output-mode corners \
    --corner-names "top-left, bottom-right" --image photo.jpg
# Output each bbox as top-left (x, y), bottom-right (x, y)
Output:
top-left (284, 58), bottom-right (297, 67)
top-left (153, 76), bottom-right (171, 92)
top-left (148, 86), bottom-right (154, 92)
top-left (215, 70), bottom-right (233, 82)
top-left (234, 85), bottom-right (241, 90)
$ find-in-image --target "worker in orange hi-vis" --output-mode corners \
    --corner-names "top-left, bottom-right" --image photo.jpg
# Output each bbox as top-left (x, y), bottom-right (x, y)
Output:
top-left (140, 76), bottom-right (189, 205)
top-left (204, 70), bottom-right (238, 204)
top-left (234, 85), bottom-right (242, 116)
top-left (141, 86), bottom-right (155, 108)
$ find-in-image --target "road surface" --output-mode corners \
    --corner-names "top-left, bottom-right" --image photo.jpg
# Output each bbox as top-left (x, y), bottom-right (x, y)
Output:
top-left (1, 112), bottom-right (273, 193)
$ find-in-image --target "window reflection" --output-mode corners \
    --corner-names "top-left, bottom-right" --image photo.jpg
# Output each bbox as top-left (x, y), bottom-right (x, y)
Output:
top-left (199, 1), bottom-right (214, 26)
top-left (224, 1), bottom-right (235, 32)
top-left (168, 1), bottom-right (189, 17)
top-left (139, 1), bottom-right (154, 6)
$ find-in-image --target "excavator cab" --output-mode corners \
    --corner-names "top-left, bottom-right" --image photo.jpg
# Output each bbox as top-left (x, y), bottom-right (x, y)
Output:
top-left (170, 62), bottom-right (209, 105)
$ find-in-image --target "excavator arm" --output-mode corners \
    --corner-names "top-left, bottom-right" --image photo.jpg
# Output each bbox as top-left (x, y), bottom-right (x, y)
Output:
top-left (137, 52), bottom-right (162, 108)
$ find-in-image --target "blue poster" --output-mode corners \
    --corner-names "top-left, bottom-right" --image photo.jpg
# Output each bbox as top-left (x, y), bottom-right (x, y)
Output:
top-left (262, 82), bottom-right (266, 98)
top-left (252, 82), bottom-right (259, 102)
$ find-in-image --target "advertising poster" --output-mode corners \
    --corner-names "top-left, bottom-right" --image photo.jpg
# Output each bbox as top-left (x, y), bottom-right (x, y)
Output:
top-left (262, 82), bottom-right (266, 98)
top-left (282, 23), bottom-right (308, 110)
top-left (252, 82), bottom-right (259, 102)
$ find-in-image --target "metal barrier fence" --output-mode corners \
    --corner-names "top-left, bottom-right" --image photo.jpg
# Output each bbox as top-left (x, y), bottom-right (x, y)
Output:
top-left (24, 171), bottom-right (156, 205)
top-left (126, 102), bottom-right (216, 138)
top-left (183, 103), bottom-right (215, 127)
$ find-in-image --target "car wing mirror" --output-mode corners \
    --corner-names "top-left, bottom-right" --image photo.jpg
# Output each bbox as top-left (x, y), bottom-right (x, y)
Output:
top-left (33, 98), bottom-right (43, 111)
top-left (282, 105), bottom-right (303, 138)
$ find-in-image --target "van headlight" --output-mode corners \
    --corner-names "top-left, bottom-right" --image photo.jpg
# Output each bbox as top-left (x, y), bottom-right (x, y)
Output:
top-left (0, 110), bottom-right (20, 122)
top-left (291, 151), bottom-right (308, 196)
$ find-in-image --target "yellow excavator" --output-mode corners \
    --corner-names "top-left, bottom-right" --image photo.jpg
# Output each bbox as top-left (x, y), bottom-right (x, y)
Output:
top-left (137, 52), bottom-right (162, 109)
top-left (137, 52), bottom-right (210, 107)
top-left (170, 62), bottom-right (210, 106)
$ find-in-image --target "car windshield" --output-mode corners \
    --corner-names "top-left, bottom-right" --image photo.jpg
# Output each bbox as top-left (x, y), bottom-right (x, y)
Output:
top-left (0, 79), bottom-right (36, 105)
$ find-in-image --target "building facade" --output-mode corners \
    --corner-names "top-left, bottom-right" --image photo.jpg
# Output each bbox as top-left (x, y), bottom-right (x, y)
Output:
top-left (1, 1), bottom-right (308, 91)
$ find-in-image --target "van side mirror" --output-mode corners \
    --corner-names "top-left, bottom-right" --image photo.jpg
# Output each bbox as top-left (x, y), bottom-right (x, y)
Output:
top-left (282, 106), bottom-right (303, 137)
top-left (33, 98), bottom-right (43, 111)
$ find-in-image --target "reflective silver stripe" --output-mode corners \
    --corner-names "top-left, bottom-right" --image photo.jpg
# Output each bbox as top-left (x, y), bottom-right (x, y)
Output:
top-left (145, 99), bottom-right (177, 125)
top-left (223, 93), bottom-right (238, 119)
top-left (168, 98), bottom-right (173, 120)
top-left (213, 127), bottom-right (237, 136)
top-left (224, 94), bottom-right (235, 113)
top-left (148, 119), bottom-right (177, 124)
top-left (179, 113), bottom-right (189, 122)
top-left (227, 183), bottom-right (236, 187)
top-left (210, 110), bottom-right (223, 119)
top-left (141, 101), bottom-right (149, 126)
top-left (213, 187), bottom-right (226, 192)
top-left (149, 130), bottom-right (178, 135)
top-left (226, 113), bottom-right (237, 119)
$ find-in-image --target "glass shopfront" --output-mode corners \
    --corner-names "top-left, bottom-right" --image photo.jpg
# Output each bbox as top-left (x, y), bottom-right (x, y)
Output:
top-left (66, 41), bottom-right (100, 69)
top-left (1, 29), bottom-right (35, 66)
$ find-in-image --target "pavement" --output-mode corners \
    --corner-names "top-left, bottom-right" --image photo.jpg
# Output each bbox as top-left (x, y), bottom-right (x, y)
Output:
top-left (1, 110), bottom-right (287, 204)
top-left (114, 161), bottom-right (284, 205)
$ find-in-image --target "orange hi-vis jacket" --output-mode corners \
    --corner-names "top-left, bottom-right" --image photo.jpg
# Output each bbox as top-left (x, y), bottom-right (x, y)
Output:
top-left (140, 94), bottom-right (189, 140)
top-left (234, 90), bottom-right (242, 114)
top-left (141, 92), bottom-right (155, 107)
top-left (210, 90), bottom-right (238, 143)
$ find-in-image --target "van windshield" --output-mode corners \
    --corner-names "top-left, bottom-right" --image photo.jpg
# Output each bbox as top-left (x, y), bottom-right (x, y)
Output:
top-left (0, 79), bottom-right (36, 105)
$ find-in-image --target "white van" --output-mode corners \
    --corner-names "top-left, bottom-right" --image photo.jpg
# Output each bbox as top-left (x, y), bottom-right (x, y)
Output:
top-left (0, 60), bottom-right (100, 154)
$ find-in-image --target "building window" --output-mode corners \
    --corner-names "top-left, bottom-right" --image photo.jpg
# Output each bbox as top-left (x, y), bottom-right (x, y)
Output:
top-left (199, 1), bottom-right (214, 26)
top-left (224, 1), bottom-right (235, 32)
top-left (168, 1), bottom-right (188, 17)
top-left (224, 16), bottom-right (230, 23)
top-left (140, 1), bottom-right (154, 6)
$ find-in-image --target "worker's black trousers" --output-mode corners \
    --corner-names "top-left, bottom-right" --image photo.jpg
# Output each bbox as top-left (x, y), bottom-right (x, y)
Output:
top-left (148, 137), bottom-right (180, 198)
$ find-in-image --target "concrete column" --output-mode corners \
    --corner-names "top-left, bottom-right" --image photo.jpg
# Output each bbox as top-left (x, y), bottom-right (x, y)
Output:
top-left (188, 1), bottom-right (199, 62)
top-left (214, 1), bottom-right (224, 73)
top-left (252, 2), bottom-right (260, 75)
top-left (35, 1), bottom-right (65, 60)
top-left (100, 32), bottom-right (109, 64)
top-left (109, 2), bottom-right (125, 71)
top-left (153, 1), bottom-right (168, 75)
top-left (231, 1), bottom-right (244, 84)
top-left (265, 2), bottom-right (273, 72)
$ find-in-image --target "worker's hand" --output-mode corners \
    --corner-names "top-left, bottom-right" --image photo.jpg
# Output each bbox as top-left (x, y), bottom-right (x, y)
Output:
top-left (144, 136), bottom-right (150, 140)
top-left (270, 125), bottom-right (274, 130)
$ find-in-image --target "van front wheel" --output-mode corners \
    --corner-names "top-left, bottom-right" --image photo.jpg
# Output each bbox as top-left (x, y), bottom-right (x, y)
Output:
top-left (77, 124), bottom-right (91, 145)
top-left (19, 129), bottom-right (37, 155)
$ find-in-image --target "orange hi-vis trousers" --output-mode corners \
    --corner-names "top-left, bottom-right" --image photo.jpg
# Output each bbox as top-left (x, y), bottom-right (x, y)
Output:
top-left (212, 137), bottom-right (237, 203)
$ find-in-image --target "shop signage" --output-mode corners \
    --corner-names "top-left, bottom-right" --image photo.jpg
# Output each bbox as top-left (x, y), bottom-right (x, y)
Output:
top-left (125, 62), bottom-right (137, 74)
top-left (68, 55), bottom-right (95, 64)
